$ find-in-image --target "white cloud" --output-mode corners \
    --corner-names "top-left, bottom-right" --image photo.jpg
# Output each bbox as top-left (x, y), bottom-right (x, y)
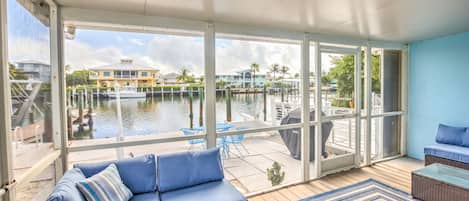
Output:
top-left (216, 40), bottom-right (301, 75)
top-left (130, 38), bottom-right (145, 46)
top-left (8, 36), bottom-right (51, 64)
top-left (11, 33), bottom-right (303, 77)
top-left (145, 36), bottom-right (204, 75)
top-left (65, 39), bottom-right (125, 69)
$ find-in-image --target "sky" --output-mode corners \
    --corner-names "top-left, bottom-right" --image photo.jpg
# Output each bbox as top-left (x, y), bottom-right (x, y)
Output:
top-left (7, 0), bottom-right (334, 76)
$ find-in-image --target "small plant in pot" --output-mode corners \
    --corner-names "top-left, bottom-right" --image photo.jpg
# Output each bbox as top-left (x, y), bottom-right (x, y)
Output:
top-left (267, 162), bottom-right (285, 186)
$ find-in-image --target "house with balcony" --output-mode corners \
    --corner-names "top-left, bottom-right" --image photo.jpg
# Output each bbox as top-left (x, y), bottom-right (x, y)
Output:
top-left (14, 60), bottom-right (51, 82)
top-left (88, 59), bottom-right (159, 87)
top-left (216, 69), bottom-right (266, 88)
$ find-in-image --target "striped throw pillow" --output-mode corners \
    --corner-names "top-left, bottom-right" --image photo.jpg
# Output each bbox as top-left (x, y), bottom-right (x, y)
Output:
top-left (76, 164), bottom-right (133, 201)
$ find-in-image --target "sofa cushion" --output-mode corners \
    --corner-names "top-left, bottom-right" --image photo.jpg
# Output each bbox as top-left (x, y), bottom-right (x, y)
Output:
top-left (160, 180), bottom-right (246, 201)
top-left (46, 168), bottom-right (86, 201)
top-left (77, 164), bottom-right (133, 201)
top-left (424, 143), bottom-right (469, 164)
top-left (462, 129), bottom-right (469, 147)
top-left (130, 192), bottom-right (160, 201)
top-left (435, 124), bottom-right (466, 145)
top-left (157, 148), bottom-right (224, 193)
top-left (74, 154), bottom-right (157, 194)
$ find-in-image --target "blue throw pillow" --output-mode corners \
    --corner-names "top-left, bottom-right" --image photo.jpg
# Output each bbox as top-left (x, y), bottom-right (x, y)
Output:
top-left (47, 168), bottom-right (86, 201)
top-left (435, 124), bottom-right (466, 145)
top-left (157, 148), bottom-right (224, 193)
top-left (74, 154), bottom-right (157, 194)
top-left (76, 164), bottom-right (133, 201)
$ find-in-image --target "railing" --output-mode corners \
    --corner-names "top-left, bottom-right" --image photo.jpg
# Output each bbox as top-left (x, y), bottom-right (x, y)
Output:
top-left (114, 75), bottom-right (138, 79)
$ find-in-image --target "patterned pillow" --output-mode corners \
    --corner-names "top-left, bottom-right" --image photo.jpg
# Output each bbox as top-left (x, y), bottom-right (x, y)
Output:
top-left (76, 164), bottom-right (133, 201)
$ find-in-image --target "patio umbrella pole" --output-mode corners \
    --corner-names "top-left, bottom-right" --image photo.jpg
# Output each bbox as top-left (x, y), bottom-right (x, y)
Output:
top-left (263, 85), bottom-right (267, 121)
top-left (114, 83), bottom-right (125, 160)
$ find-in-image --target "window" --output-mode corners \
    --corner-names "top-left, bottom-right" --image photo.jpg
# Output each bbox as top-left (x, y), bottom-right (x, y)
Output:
top-left (103, 71), bottom-right (111, 77)
top-left (368, 48), bottom-right (402, 162)
top-left (6, 0), bottom-right (57, 198)
top-left (65, 29), bottom-right (204, 150)
top-left (114, 71), bottom-right (122, 78)
top-left (215, 36), bottom-right (301, 128)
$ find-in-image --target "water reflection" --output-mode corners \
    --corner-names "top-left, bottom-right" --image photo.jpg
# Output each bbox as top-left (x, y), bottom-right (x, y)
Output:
top-left (73, 94), bottom-right (277, 139)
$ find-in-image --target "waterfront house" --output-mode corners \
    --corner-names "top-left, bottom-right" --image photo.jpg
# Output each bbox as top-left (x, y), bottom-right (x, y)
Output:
top-left (216, 69), bottom-right (266, 88)
top-left (14, 60), bottom-right (51, 83)
top-left (88, 59), bottom-right (159, 87)
top-left (161, 72), bottom-right (180, 85)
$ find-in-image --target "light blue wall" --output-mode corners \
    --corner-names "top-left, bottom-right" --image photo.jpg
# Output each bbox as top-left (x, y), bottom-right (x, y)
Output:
top-left (408, 32), bottom-right (469, 160)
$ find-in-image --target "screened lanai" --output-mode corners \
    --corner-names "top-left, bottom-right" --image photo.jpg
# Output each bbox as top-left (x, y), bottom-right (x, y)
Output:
top-left (2, 0), bottom-right (469, 201)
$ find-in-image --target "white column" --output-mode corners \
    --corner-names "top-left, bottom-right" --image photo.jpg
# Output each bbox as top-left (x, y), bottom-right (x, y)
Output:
top-left (364, 45), bottom-right (372, 165)
top-left (354, 47), bottom-right (362, 167)
top-left (400, 47), bottom-right (409, 156)
top-left (313, 41), bottom-right (322, 178)
top-left (50, 3), bottom-right (61, 149)
top-left (50, 4), bottom-right (69, 175)
top-left (204, 23), bottom-right (217, 148)
top-left (0, 0), bottom-right (14, 199)
top-left (300, 33), bottom-right (311, 181)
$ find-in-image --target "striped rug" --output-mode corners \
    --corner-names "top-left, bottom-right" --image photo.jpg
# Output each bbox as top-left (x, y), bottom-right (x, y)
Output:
top-left (300, 179), bottom-right (416, 201)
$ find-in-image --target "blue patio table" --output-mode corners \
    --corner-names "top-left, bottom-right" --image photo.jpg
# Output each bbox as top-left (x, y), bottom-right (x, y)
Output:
top-left (181, 123), bottom-right (233, 158)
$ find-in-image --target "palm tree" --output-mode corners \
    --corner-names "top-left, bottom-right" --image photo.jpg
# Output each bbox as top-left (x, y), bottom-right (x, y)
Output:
top-left (280, 65), bottom-right (290, 79)
top-left (270, 64), bottom-right (280, 81)
top-left (176, 68), bottom-right (192, 83)
top-left (9, 63), bottom-right (27, 80)
top-left (250, 63), bottom-right (260, 88)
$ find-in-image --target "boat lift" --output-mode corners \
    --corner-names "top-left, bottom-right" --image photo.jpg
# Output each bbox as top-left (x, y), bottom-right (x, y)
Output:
top-left (10, 79), bottom-right (43, 127)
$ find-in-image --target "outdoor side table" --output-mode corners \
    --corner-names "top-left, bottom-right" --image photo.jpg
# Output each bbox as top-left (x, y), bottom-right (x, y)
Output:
top-left (412, 163), bottom-right (469, 201)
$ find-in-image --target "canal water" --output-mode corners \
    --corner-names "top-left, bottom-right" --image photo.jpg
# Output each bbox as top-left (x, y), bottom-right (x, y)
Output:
top-left (74, 94), bottom-right (289, 139)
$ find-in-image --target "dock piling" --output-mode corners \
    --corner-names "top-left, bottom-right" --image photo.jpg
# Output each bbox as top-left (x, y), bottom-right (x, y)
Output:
top-left (226, 87), bottom-right (232, 122)
top-left (189, 89), bottom-right (193, 128)
top-left (199, 87), bottom-right (203, 126)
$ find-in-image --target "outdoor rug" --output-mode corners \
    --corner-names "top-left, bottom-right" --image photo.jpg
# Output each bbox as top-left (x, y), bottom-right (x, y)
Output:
top-left (300, 178), bottom-right (417, 201)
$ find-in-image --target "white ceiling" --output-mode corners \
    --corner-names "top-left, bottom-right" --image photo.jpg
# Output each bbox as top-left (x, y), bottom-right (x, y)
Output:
top-left (55, 0), bottom-right (469, 43)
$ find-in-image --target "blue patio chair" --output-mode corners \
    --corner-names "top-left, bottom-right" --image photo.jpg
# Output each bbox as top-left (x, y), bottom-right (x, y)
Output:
top-left (215, 123), bottom-right (232, 158)
top-left (180, 128), bottom-right (205, 149)
top-left (225, 127), bottom-right (249, 157)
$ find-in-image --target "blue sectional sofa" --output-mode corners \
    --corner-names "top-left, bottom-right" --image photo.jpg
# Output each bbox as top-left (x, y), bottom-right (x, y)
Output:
top-left (424, 124), bottom-right (469, 170)
top-left (47, 148), bottom-right (247, 201)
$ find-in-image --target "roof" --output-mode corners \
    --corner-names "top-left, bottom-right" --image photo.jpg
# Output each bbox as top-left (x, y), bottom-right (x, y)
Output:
top-left (162, 73), bottom-right (180, 79)
top-left (15, 60), bottom-right (50, 66)
top-left (89, 59), bottom-right (158, 71)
